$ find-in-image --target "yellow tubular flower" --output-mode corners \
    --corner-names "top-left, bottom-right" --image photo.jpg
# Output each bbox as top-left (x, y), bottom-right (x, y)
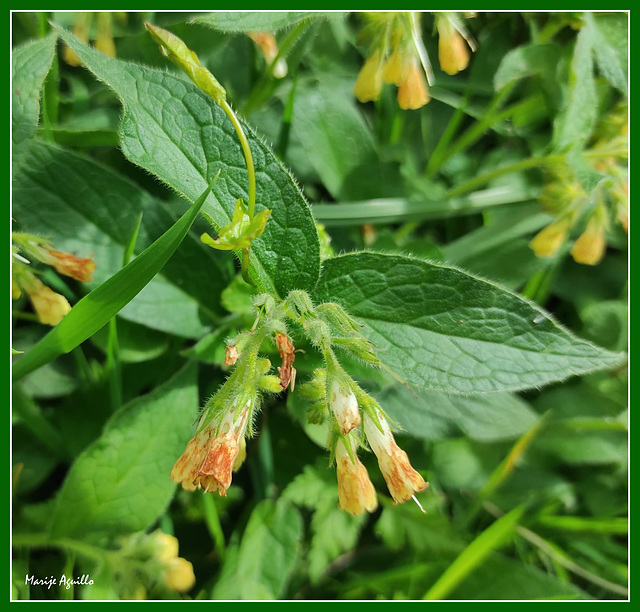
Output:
top-left (363, 411), bottom-right (427, 504)
top-left (438, 19), bottom-right (470, 75)
top-left (95, 12), bottom-right (116, 58)
top-left (529, 218), bottom-right (571, 258)
top-left (382, 49), bottom-right (408, 86)
top-left (21, 273), bottom-right (71, 326)
top-left (335, 439), bottom-right (378, 515)
top-left (397, 58), bottom-right (430, 110)
top-left (63, 12), bottom-right (92, 67)
top-left (570, 219), bottom-right (606, 266)
top-left (354, 50), bottom-right (383, 103)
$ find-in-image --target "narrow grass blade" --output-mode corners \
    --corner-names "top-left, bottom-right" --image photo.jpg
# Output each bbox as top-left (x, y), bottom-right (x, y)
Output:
top-left (424, 505), bottom-right (525, 600)
top-left (12, 183), bottom-right (213, 382)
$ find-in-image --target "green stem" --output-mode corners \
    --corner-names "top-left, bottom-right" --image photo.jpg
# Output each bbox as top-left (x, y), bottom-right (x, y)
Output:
top-left (202, 493), bottom-right (226, 561)
top-left (12, 533), bottom-right (111, 564)
top-left (219, 99), bottom-right (255, 219)
top-left (447, 155), bottom-right (562, 198)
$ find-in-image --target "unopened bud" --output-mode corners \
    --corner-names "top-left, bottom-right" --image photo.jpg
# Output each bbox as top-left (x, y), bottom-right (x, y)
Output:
top-left (258, 375), bottom-right (284, 393)
top-left (154, 532), bottom-right (179, 561)
top-left (163, 557), bottom-right (196, 592)
top-left (249, 32), bottom-right (288, 78)
top-left (330, 380), bottom-right (361, 436)
top-left (332, 337), bottom-right (380, 366)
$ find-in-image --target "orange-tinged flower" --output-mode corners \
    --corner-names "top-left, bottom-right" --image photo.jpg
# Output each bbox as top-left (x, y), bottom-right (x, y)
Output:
top-left (397, 59), bottom-right (430, 110)
top-left (529, 218), bottom-right (571, 258)
top-left (40, 249), bottom-right (96, 283)
top-left (570, 220), bottom-right (606, 266)
top-left (335, 439), bottom-right (378, 515)
top-left (330, 380), bottom-right (360, 435)
top-left (354, 50), bottom-right (383, 103)
top-left (438, 21), bottom-right (470, 75)
top-left (249, 32), bottom-right (287, 78)
top-left (363, 411), bottom-right (427, 504)
top-left (21, 274), bottom-right (71, 326)
top-left (170, 402), bottom-right (250, 496)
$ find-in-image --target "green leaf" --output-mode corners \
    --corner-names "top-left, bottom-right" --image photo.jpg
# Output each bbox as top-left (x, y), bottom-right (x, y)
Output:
top-left (12, 180), bottom-right (214, 382)
top-left (190, 12), bottom-right (325, 33)
top-left (493, 43), bottom-right (561, 91)
top-left (290, 79), bottom-right (379, 201)
top-left (212, 498), bottom-right (303, 599)
top-left (55, 26), bottom-right (320, 299)
top-left (424, 505), bottom-right (525, 600)
top-left (447, 552), bottom-right (591, 600)
top-left (49, 364), bottom-right (198, 540)
top-left (587, 12), bottom-right (628, 93)
top-left (284, 465), bottom-right (367, 583)
top-left (13, 140), bottom-right (229, 338)
top-left (553, 24), bottom-right (598, 152)
top-left (12, 33), bottom-right (57, 166)
top-left (315, 253), bottom-right (624, 394)
top-left (379, 385), bottom-right (538, 442)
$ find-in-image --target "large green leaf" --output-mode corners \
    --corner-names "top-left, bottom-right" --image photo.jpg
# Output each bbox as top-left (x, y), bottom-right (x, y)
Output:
top-left (211, 498), bottom-right (303, 599)
top-left (12, 181), bottom-right (213, 382)
top-left (11, 33), bottom-right (57, 166)
top-left (314, 253), bottom-right (624, 394)
top-left (13, 140), bottom-right (230, 337)
top-left (190, 12), bottom-right (325, 33)
top-left (493, 43), bottom-right (562, 91)
top-left (56, 26), bottom-right (320, 299)
top-left (379, 385), bottom-right (538, 442)
top-left (49, 364), bottom-right (198, 540)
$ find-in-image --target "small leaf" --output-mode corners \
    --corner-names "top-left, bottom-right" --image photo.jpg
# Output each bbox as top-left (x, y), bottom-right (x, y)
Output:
top-left (49, 364), bottom-right (199, 541)
top-left (201, 199), bottom-right (271, 251)
top-left (314, 253), bottom-right (624, 394)
top-left (212, 498), bottom-right (303, 599)
top-left (12, 33), bottom-right (57, 167)
top-left (493, 43), bottom-right (561, 91)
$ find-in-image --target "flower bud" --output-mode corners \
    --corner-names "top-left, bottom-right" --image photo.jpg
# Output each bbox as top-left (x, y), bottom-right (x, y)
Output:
top-left (154, 531), bottom-right (179, 561)
top-left (335, 439), bottom-right (378, 515)
top-left (354, 50), bottom-right (383, 103)
top-left (529, 219), bottom-right (571, 258)
top-left (570, 219), bottom-right (606, 266)
top-left (163, 557), bottom-right (196, 592)
top-left (249, 32), bottom-right (288, 79)
top-left (258, 375), bottom-right (285, 394)
top-left (21, 274), bottom-right (71, 326)
top-left (329, 380), bottom-right (360, 435)
top-left (397, 59), bottom-right (430, 110)
top-left (363, 411), bottom-right (427, 504)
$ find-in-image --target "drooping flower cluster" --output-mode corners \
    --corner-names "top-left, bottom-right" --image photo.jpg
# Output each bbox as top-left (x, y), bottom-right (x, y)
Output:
top-left (353, 12), bottom-right (475, 111)
top-left (171, 291), bottom-right (428, 516)
top-left (11, 232), bottom-right (96, 326)
top-left (529, 100), bottom-right (628, 266)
